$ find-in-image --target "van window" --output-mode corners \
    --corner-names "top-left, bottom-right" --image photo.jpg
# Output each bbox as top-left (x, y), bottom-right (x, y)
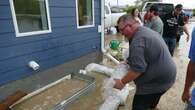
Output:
top-left (111, 7), bottom-right (124, 13)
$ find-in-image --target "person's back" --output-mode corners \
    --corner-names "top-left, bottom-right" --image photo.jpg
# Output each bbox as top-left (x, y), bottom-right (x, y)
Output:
top-left (145, 16), bottom-right (163, 35)
top-left (161, 4), bottom-right (185, 56)
top-left (162, 12), bottom-right (184, 38)
top-left (152, 16), bottom-right (163, 35)
top-left (128, 26), bottom-right (176, 94)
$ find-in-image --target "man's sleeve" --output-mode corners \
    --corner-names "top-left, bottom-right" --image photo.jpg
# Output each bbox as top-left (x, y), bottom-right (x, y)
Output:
top-left (127, 39), bottom-right (147, 73)
top-left (189, 28), bottom-right (195, 63)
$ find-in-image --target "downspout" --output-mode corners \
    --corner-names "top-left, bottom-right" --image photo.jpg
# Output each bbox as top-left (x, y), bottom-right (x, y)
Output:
top-left (100, 0), bottom-right (120, 65)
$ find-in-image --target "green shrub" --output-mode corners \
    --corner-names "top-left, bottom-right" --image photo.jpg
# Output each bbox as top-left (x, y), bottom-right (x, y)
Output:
top-left (193, 9), bottom-right (195, 16)
top-left (124, 6), bottom-right (137, 14)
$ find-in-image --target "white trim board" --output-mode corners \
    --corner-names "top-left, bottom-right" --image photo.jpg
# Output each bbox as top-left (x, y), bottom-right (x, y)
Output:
top-left (9, 0), bottom-right (52, 37)
top-left (76, 0), bottom-right (95, 29)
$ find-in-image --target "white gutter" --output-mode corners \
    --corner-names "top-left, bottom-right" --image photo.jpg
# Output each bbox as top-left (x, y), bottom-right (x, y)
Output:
top-left (100, 0), bottom-right (120, 65)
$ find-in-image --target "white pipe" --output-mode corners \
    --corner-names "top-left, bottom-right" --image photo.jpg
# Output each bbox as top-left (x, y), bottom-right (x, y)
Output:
top-left (100, 0), bottom-right (120, 65)
top-left (105, 53), bottom-right (120, 64)
top-left (28, 61), bottom-right (40, 70)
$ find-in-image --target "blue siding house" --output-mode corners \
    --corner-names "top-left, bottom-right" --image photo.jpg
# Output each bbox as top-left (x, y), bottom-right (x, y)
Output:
top-left (0, 0), bottom-right (102, 99)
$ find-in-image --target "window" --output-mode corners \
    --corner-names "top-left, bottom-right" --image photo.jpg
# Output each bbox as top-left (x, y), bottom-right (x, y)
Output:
top-left (10, 0), bottom-right (51, 37)
top-left (111, 7), bottom-right (125, 13)
top-left (76, 0), bottom-right (94, 28)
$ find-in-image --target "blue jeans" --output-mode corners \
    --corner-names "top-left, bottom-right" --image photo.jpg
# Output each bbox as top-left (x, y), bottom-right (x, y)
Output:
top-left (132, 92), bottom-right (165, 110)
top-left (163, 37), bottom-right (176, 56)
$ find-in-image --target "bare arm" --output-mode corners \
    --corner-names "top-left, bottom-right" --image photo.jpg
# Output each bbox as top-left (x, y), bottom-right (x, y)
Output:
top-left (121, 71), bottom-right (141, 84)
top-left (114, 71), bottom-right (141, 90)
top-left (182, 61), bottom-right (195, 102)
top-left (183, 24), bottom-right (190, 42)
top-left (114, 40), bottom-right (146, 90)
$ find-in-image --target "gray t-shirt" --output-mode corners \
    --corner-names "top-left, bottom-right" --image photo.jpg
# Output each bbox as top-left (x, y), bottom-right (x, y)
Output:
top-left (127, 26), bottom-right (176, 95)
top-left (144, 16), bottom-right (164, 35)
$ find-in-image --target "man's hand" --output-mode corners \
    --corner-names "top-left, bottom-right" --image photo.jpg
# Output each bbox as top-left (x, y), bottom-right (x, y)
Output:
top-left (186, 35), bottom-right (190, 42)
top-left (113, 71), bottom-right (141, 90)
top-left (182, 90), bottom-right (190, 103)
top-left (113, 79), bottom-right (125, 90)
top-left (183, 24), bottom-right (190, 42)
top-left (120, 60), bottom-right (128, 64)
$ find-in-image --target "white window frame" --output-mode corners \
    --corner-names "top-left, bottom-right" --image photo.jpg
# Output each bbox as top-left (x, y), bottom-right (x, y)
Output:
top-left (76, 0), bottom-right (95, 29)
top-left (9, 0), bottom-right (52, 37)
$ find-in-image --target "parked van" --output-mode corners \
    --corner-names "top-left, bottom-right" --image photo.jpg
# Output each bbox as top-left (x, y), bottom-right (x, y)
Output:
top-left (141, 2), bottom-right (174, 19)
top-left (104, 4), bottom-right (126, 29)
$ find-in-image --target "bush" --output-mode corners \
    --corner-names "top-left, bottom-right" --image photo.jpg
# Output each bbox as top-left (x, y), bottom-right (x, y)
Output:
top-left (124, 6), bottom-right (137, 14)
top-left (193, 9), bottom-right (195, 16)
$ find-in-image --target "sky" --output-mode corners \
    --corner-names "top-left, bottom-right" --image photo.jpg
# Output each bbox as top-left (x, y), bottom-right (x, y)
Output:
top-left (107, 0), bottom-right (195, 9)
top-left (163, 0), bottom-right (195, 9)
top-left (106, 0), bottom-right (135, 6)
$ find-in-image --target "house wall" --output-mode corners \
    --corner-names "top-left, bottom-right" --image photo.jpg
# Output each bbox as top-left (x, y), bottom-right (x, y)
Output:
top-left (0, 0), bottom-right (101, 85)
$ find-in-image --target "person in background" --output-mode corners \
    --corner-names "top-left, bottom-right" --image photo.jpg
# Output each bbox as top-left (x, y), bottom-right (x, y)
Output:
top-left (162, 4), bottom-right (189, 56)
top-left (143, 10), bottom-right (150, 24)
top-left (176, 11), bottom-right (190, 44)
top-left (182, 27), bottom-right (195, 109)
top-left (144, 5), bottom-right (164, 35)
top-left (131, 7), bottom-right (142, 25)
top-left (114, 14), bottom-right (176, 110)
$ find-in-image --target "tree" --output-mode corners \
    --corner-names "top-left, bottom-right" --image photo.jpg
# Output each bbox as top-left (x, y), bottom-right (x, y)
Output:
top-left (124, 6), bottom-right (137, 14)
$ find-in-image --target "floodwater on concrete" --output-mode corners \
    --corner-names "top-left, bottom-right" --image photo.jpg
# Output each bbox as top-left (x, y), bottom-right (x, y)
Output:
top-left (11, 78), bottom-right (87, 110)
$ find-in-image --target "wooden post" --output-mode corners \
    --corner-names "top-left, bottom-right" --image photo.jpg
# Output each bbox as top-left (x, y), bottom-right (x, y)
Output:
top-left (0, 90), bottom-right (27, 110)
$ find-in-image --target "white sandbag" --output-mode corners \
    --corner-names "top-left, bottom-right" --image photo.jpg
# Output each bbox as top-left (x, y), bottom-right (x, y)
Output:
top-left (99, 95), bottom-right (121, 110)
top-left (85, 63), bottom-right (129, 78)
top-left (101, 78), bottom-right (117, 99)
top-left (112, 63), bottom-right (129, 79)
top-left (85, 63), bottom-right (115, 76)
top-left (116, 84), bottom-right (134, 105)
top-left (101, 78), bottom-right (134, 105)
top-left (85, 63), bottom-right (134, 110)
